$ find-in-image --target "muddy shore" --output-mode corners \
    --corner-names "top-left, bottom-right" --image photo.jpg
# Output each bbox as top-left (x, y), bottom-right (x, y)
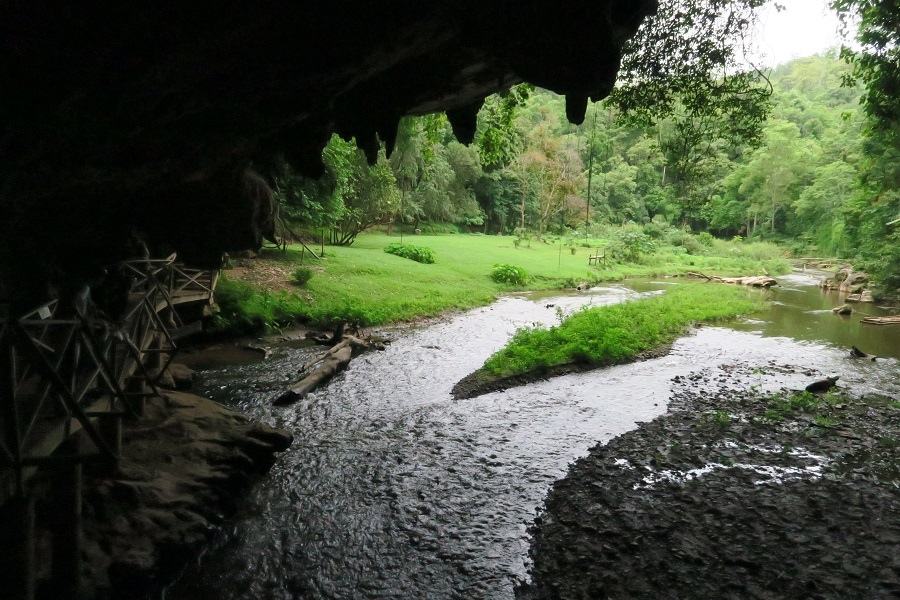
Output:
top-left (517, 360), bottom-right (900, 599)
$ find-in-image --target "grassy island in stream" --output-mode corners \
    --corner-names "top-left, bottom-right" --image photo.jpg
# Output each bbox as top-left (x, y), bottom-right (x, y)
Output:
top-left (452, 283), bottom-right (767, 399)
top-left (213, 233), bottom-right (787, 335)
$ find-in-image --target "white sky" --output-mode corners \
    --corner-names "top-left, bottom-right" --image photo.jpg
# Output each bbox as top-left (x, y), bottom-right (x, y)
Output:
top-left (753, 0), bottom-right (845, 68)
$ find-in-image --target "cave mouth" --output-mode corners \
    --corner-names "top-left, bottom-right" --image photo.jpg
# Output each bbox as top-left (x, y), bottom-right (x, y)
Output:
top-left (0, 0), bottom-right (657, 314)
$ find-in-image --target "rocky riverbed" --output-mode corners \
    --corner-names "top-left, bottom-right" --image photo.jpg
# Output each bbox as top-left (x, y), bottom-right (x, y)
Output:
top-left (518, 360), bottom-right (900, 600)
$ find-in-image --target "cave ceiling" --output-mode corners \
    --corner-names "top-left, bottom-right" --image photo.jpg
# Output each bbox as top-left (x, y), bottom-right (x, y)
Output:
top-left (0, 0), bottom-right (657, 308)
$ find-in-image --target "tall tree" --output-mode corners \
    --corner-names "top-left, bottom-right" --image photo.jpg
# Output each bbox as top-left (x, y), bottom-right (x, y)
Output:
top-left (830, 0), bottom-right (900, 292)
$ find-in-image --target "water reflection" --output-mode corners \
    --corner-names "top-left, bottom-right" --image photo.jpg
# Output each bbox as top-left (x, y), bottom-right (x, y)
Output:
top-left (630, 271), bottom-right (900, 360)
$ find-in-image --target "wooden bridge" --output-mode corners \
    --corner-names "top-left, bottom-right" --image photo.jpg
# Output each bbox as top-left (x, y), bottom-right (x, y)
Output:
top-left (0, 254), bottom-right (217, 599)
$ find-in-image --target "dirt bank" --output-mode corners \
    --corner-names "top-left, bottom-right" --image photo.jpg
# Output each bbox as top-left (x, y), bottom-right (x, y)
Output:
top-left (518, 361), bottom-right (900, 599)
top-left (452, 344), bottom-right (673, 400)
top-left (35, 391), bottom-right (292, 599)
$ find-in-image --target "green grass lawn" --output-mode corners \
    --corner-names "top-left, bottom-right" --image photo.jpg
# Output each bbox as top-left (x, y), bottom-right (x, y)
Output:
top-left (482, 283), bottom-right (768, 378)
top-left (212, 232), bottom-right (789, 334)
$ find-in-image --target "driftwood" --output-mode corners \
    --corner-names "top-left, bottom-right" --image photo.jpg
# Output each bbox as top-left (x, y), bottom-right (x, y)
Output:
top-left (861, 315), bottom-right (900, 325)
top-left (687, 272), bottom-right (777, 288)
top-left (717, 276), bottom-right (777, 288)
top-left (850, 346), bottom-right (877, 361)
top-left (274, 333), bottom-right (375, 405)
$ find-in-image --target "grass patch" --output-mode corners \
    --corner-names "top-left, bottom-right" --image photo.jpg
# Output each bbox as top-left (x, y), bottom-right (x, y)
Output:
top-left (384, 243), bottom-right (436, 264)
top-left (211, 233), bottom-right (788, 335)
top-left (481, 283), bottom-right (767, 378)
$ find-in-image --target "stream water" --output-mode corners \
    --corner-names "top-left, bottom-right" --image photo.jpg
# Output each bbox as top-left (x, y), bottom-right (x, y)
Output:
top-left (168, 272), bottom-right (899, 600)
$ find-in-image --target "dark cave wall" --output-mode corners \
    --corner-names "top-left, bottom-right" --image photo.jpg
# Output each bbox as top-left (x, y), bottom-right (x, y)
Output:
top-left (0, 0), bottom-right (657, 312)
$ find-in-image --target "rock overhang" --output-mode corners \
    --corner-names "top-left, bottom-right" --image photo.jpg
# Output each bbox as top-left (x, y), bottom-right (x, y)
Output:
top-left (0, 0), bottom-right (658, 310)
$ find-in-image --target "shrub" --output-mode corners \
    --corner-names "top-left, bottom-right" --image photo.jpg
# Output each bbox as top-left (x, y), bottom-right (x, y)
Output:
top-left (491, 264), bottom-right (528, 285)
top-left (384, 243), bottom-right (436, 264)
top-left (666, 230), bottom-right (705, 255)
top-left (290, 266), bottom-right (314, 286)
top-left (697, 231), bottom-right (715, 246)
top-left (513, 227), bottom-right (533, 248)
top-left (611, 227), bottom-right (657, 262)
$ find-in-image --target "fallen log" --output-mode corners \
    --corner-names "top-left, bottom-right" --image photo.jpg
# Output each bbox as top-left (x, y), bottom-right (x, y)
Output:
top-left (861, 315), bottom-right (900, 325)
top-left (274, 345), bottom-right (353, 405)
top-left (716, 276), bottom-right (777, 288)
top-left (274, 334), bottom-right (372, 405)
top-left (686, 272), bottom-right (777, 287)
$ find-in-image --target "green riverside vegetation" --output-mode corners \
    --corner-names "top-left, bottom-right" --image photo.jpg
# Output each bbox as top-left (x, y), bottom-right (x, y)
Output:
top-left (211, 232), bottom-right (785, 335)
top-left (482, 283), bottom-right (767, 378)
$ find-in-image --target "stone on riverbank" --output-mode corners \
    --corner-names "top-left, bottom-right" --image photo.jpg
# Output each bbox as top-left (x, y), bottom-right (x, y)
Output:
top-left (72, 392), bottom-right (292, 598)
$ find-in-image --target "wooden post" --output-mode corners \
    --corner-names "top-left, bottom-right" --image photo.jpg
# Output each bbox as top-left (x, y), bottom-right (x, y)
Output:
top-left (0, 494), bottom-right (36, 600)
top-left (99, 413), bottom-right (122, 458)
top-left (51, 440), bottom-right (83, 598)
top-left (125, 376), bottom-right (147, 417)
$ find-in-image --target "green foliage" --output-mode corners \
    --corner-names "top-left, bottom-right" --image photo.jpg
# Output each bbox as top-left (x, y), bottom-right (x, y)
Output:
top-left (210, 276), bottom-right (307, 335)
top-left (482, 283), bottom-right (766, 377)
top-left (611, 227), bottom-right (657, 262)
top-left (384, 243), bottom-right (436, 264)
top-left (290, 267), bottom-right (314, 286)
top-left (831, 0), bottom-right (900, 129)
top-left (697, 231), bottom-right (715, 246)
top-left (666, 230), bottom-right (705, 255)
top-left (475, 84), bottom-right (533, 170)
top-left (490, 264), bottom-right (528, 286)
top-left (329, 137), bottom-right (401, 246)
top-left (702, 410), bottom-right (733, 428)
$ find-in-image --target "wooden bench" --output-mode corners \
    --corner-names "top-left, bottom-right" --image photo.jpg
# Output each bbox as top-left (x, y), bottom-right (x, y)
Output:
top-left (588, 248), bottom-right (606, 267)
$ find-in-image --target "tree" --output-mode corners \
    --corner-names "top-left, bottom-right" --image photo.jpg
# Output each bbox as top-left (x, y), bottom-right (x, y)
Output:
top-left (475, 84), bottom-right (532, 171)
top-left (829, 0), bottom-right (900, 292)
top-left (609, 0), bottom-right (773, 135)
top-left (517, 121), bottom-right (585, 240)
top-left (793, 160), bottom-right (856, 253)
top-left (736, 121), bottom-right (816, 237)
top-left (330, 139), bottom-right (400, 245)
top-left (831, 0), bottom-right (900, 130)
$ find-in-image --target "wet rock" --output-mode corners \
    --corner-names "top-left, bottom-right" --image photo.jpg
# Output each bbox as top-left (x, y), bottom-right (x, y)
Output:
top-left (806, 376), bottom-right (839, 393)
top-left (74, 392), bottom-right (293, 599)
top-left (167, 363), bottom-right (196, 390)
top-left (839, 269), bottom-right (868, 293)
top-left (832, 304), bottom-right (852, 315)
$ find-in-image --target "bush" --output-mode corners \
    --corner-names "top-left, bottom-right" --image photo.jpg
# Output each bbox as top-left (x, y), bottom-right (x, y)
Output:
top-left (666, 230), bottom-right (705, 255)
top-left (611, 227), bottom-right (657, 262)
top-left (290, 266), bottom-right (314, 286)
top-left (697, 231), bottom-right (715, 246)
top-left (491, 264), bottom-right (528, 285)
top-left (384, 243), bottom-right (436, 264)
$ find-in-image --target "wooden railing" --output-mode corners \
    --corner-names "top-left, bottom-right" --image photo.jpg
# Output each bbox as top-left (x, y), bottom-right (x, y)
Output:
top-left (0, 255), bottom-right (217, 503)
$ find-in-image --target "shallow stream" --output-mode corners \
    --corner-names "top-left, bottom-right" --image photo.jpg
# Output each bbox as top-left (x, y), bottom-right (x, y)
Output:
top-left (169, 272), bottom-right (899, 599)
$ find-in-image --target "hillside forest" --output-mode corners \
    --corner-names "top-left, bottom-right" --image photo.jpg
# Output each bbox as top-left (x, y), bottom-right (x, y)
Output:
top-left (272, 52), bottom-right (899, 297)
